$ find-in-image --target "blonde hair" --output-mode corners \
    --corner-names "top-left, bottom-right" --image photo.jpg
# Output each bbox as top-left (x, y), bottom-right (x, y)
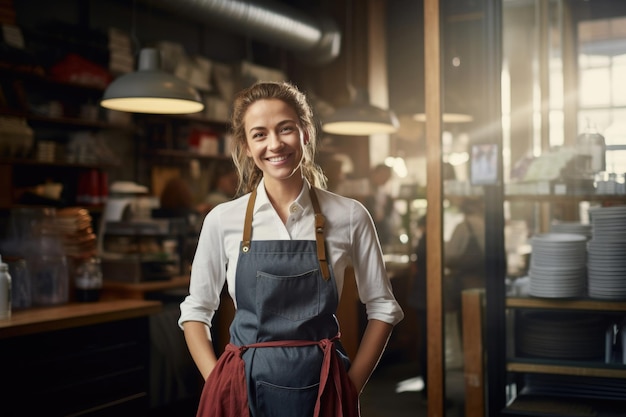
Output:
top-left (230, 81), bottom-right (327, 195)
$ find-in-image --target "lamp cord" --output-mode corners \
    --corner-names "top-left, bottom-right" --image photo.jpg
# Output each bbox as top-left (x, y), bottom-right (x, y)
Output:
top-left (130, 0), bottom-right (141, 56)
top-left (345, 0), bottom-right (355, 100)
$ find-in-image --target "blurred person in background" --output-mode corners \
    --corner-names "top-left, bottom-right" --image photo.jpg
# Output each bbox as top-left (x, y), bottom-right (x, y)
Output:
top-left (444, 198), bottom-right (486, 312)
top-left (200, 162), bottom-right (239, 214)
top-left (364, 163), bottom-right (399, 247)
top-left (406, 215), bottom-right (428, 399)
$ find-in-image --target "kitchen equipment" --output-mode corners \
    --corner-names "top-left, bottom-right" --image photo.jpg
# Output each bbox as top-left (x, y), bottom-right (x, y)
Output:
top-left (100, 218), bottom-right (186, 283)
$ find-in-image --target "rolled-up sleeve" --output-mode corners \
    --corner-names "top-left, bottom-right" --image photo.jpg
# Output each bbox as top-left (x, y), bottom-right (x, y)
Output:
top-left (350, 200), bottom-right (404, 326)
top-left (178, 207), bottom-right (228, 333)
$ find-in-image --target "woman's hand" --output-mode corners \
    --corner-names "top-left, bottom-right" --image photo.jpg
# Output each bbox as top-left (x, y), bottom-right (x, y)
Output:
top-left (182, 321), bottom-right (218, 380)
top-left (347, 319), bottom-right (393, 393)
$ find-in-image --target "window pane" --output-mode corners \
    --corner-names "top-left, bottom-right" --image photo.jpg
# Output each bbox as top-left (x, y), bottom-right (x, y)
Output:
top-left (613, 61), bottom-right (626, 106)
top-left (579, 54), bottom-right (611, 67)
top-left (604, 116), bottom-right (626, 146)
top-left (606, 150), bottom-right (626, 173)
top-left (578, 110), bottom-right (611, 133)
top-left (549, 110), bottom-right (564, 147)
top-left (580, 67), bottom-right (611, 107)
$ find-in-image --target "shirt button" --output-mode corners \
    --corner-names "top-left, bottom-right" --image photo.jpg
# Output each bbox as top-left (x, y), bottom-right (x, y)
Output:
top-left (290, 205), bottom-right (298, 213)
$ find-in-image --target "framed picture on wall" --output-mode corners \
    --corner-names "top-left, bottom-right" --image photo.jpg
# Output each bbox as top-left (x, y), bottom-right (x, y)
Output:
top-left (470, 143), bottom-right (499, 185)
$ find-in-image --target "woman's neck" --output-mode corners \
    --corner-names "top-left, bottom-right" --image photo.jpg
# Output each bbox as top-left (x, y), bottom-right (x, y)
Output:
top-left (264, 175), bottom-right (304, 223)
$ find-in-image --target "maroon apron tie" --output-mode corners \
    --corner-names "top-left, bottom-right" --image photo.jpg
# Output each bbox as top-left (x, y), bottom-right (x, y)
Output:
top-left (196, 335), bottom-right (359, 417)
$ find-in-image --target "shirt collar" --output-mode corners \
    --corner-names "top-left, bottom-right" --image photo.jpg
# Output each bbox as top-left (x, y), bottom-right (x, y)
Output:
top-left (253, 178), bottom-right (311, 215)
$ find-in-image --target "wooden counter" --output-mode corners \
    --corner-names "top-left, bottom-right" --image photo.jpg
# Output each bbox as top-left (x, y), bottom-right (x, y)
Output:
top-left (101, 275), bottom-right (190, 300)
top-left (0, 299), bottom-right (162, 416)
top-left (0, 299), bottom-right (162, 339)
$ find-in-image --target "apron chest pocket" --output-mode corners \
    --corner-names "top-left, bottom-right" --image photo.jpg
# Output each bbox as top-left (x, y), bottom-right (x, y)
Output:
top-left (257, 269), bottom-right (320, 321)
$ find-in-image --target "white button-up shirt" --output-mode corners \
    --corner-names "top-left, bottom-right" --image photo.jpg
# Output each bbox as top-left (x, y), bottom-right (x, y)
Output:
top-left (178, 179), bottom-right (404, 333)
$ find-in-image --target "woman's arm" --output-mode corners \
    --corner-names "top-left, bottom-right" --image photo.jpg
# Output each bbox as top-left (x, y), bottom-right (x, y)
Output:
top-left (347, 319), bottom-right (393, 393)
top-left (183, 321), bottom-right (219, 380)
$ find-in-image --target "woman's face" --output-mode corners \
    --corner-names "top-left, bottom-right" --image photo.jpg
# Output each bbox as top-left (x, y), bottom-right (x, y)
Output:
top-left (244, 98), bottom-right (306, 186)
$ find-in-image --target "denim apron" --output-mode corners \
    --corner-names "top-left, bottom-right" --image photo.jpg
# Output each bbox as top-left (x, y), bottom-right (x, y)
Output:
top-left (231, 186), bottom-right (348, 417)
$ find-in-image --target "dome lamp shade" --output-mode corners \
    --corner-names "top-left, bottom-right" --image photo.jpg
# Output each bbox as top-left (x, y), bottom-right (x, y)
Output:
top-left (101, 48), bottom-right (204, 114)
top-left (322, 89), bottom-right (399, 136)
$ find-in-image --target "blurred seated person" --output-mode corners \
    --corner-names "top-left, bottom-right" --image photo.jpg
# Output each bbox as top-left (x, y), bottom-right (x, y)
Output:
top-left (364, 163), bottom-right (398, 247)
top-left (406, 215), bottom-right (428, 398)
top-left (154, 177), bottom-right (199, 222)
top-left (152, 176), bottom-right (202, 268)
top-left (444, 198), bottom-right (486, 312)
top-left (198, 162), bottom-right (238, 214)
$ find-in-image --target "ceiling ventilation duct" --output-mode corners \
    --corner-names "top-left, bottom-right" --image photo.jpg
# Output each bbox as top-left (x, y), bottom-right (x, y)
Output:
top-left (145, 0), bottom-right (341, 65)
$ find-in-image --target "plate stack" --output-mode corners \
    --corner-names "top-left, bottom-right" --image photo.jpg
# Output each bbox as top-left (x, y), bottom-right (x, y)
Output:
top-left (517, 311), bottom-right (607, 360)
top-left (587, 205), bottom-right (626, 300)
top-left (529, 233), bottom-right (587, 298)
top-left (523, 373), bottom-right (626, 401)
top-left (550, 221), bottom-right (592, 239)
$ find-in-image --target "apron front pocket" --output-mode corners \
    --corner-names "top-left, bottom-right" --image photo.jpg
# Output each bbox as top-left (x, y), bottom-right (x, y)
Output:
top-left (257, 269), bottom-right (320, 321)
top-left (256, 380), bottom-right (319, 417)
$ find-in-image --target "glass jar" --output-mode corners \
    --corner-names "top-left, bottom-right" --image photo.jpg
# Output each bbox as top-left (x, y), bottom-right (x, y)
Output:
top-left (28, 216), bottom-right (69, 306)
top-left (7, 258), bottom-right (31, 309)
top-left (74, 257), bottom-right (102, 302)
top-left (0, 260), bottom-right (11, 319)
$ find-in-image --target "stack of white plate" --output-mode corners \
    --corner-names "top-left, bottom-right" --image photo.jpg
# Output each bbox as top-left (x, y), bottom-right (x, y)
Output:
top-left (524, 373), bottom-right (626, 401)
top-left (588, 205), bottom-right (626, 300)
top-left (550, 221), bottom-right (592, 239)
top-left (529, 233), bottom-right (587, 298)
top-left (517, 311), bottom-right (607, 360)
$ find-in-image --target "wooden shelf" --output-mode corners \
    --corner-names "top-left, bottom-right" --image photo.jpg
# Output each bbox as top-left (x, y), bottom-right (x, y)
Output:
top-left (25, 113), bottom-right (134, 130)
top-left (507, 361), bottom-right (626, 378)
top-left (507, 297), bottom-right (626, 312)
top-left (0, 110), bottom-right (134, 131)
top-left (0, 156), bottom-right (119, 169)
top-left (505, 193), bottom-right (626, 203)
top-left (137, 112), bottom-right (229, 127)
top-left (150, 149), bottom-right (231, 160)
top-left (504, 394), bottom-right (626, 417)
top-left (0, 66), bottom-right (106, 91)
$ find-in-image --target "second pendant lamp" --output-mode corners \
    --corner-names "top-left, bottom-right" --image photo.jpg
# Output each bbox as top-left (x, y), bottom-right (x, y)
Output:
top-left (101, 48), bottom-right (204, 115)
top-left (320, 0), bottom-right (397, 136)
top-left (322, 87), bottom-right (399, 136)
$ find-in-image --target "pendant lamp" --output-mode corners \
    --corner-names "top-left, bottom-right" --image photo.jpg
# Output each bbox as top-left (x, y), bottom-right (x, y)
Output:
top-left (101, 48), bottom-right (204, 114)
top-left (320, 0), bottom-right (398, 136)
top-left (322, 88), bottom-right (399, 135)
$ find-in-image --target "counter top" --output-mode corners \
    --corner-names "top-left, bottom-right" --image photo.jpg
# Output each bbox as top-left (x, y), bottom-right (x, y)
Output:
top-left (101, 275), bottom-right (190, 300)
top-left (0, 299), bottom-right (162, 339)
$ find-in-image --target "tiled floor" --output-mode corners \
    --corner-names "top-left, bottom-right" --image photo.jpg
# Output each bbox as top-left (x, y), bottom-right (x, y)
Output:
top-left (360, 360), bottom-right (466, 417)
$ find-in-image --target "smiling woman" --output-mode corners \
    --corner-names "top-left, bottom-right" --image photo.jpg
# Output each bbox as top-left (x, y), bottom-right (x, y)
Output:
top-left (177, 81), bottom-right (404, 417)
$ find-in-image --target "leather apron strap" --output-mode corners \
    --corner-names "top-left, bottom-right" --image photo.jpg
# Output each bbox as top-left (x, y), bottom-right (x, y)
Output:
top-left (309, 188), bottom-right (331, 281)
top-left (241, 186), bottom-right (330, 281)
top-left (241, 189), bottom-right (255, 253)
